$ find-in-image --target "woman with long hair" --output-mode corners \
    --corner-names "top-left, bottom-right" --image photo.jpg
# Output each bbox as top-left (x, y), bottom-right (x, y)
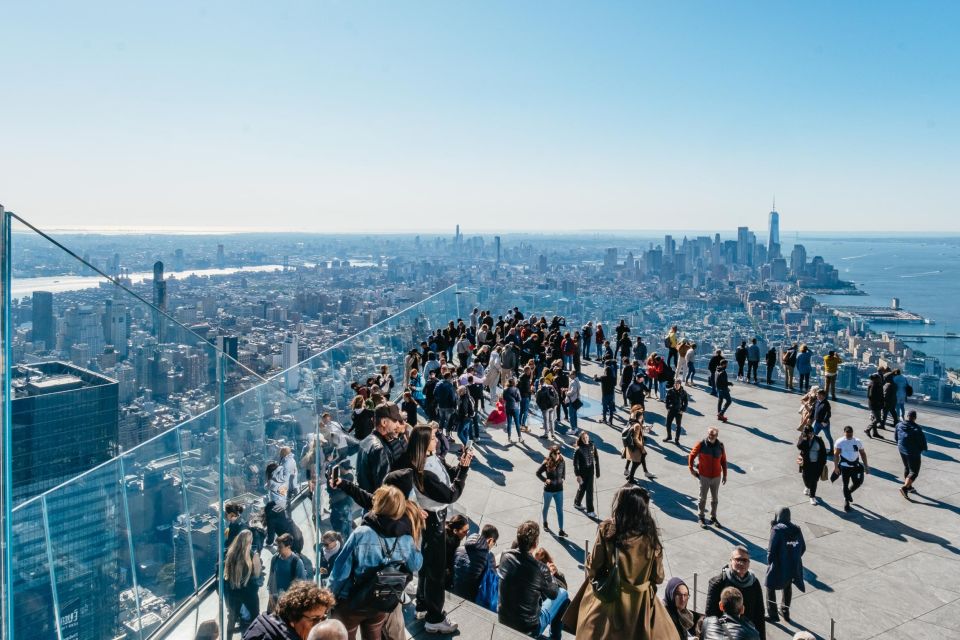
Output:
top-left (537, 445), bottom-right (567, 537)
top-left (330, 485), bottom-right (424, 640)
top-left (224, 529), bottom-right (261, 636)
top-left (407, 424), bottom-right (473, 634)
top-left (573, 431), bottom-right (599, 518)
top-left (623, 406), bottom-right (653, 483)
top-left (569, 485), bottom-right (677, 639)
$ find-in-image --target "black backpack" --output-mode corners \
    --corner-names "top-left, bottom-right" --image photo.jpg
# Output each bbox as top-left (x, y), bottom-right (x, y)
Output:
top-left (621, 424), bottom-right (636, 449)
top-left (346, 536), bottom-right (412, 613)
top-left (664, 335), bottom-right (672, 349)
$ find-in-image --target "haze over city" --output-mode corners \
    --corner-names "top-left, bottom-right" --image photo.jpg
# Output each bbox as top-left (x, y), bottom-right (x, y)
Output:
top-left (2, 1), bottom-right (958, 232)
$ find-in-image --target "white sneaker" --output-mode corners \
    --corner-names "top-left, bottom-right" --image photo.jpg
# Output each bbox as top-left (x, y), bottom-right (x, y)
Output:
top-left (809, 497), bottom-right (817, 505)
top-left (586, 511), bottom-right (598, 518)
top-left (415, 611), bottom-right (427, 621)
top-left (425, 619), bottom-right (458, 634)
top-left (803, 488), bottom-right (810, 496)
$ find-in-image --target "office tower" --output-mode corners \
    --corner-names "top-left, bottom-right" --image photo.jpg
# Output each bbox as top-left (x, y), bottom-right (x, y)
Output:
top-left (790, 244), bottom-right (807, 277)
top-left (768, 201), bottom-right (781, 259)
top-left (62, 305), bottom-right (104, 358)
top-left (737, 227), bottom-right (750, 265)
top-left (712, 234), bottom-right (722, 268)
top-left (495, 236), bottom-right (501, 267)
top-left (663, 235), bottom-right (675, 262)
top-left (603, 248), bottom-right (618, 272)
top-left (104, 299), bottom-right (128, 358)
top-left (31, 290), bottom-right (55, 352)
top-left (173, 247), bottom-right (185, 271)
top-left (216, 243), bottom-right (225, 268)
top-left (152, 261), bottom-right (166, 342)
top-left (282, 333), bottom-right (300, 392)
top-left (538, 254), bottom-right (548, 273)
top-left (771, 258), bottom-right (788, 281)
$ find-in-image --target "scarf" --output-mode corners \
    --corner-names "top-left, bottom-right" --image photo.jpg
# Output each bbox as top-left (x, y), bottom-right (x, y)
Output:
top-left (677, 608), bottom-right (695, 631)
top-left (722, 566), bottom-right (756, 589)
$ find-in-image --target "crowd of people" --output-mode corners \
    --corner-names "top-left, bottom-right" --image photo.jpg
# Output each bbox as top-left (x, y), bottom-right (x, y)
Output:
top-left (200, 305), bottom-right (932, 640)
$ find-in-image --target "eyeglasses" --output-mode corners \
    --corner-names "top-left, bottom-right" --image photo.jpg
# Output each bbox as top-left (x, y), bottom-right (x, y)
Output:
top-left (731, 557), bottom-right (750, 564)
top-left (675, 591), bottom-right (690, 599)
top-left (301, 613), bottom-right (328, 624)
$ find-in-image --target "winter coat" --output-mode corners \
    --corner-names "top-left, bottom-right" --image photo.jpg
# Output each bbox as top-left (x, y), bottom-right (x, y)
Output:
top-left (812, 399), bottom-right (831, 425)
top-left (735, 346), bottom-right (748, 365)
top-left (705, 568), bottom-right (766, 640)
top-left (665, 387), bottom-right (688, 413)
top-left (764, 508), bottom-right (806, 591)
top-left (797, 435), bottom-right (827, 476)
top-left (701, 614), bottom-right (760, 640)
top-left (796, 351), bottom-right (813, 375)
top-left (626, 381), bottom-right (648, 407)
top-left (747, 344), bottom-right (760, 362)
top-left (624, 423), bottom-right (646, 464)
top-left (573, 444), bottom-right (600, 478)
top-left (452, 533), bottom-right (495, 601)
top-left (688, 438), bottom-right (726, 479)
top-left (503, 386), bottom-right (521, 412)
top-left (241, 613), bottom-right (300, 640)
top-left (536, 459), bottom-right (566, 493)
top-left (498, 549), bottom-right (560, 636)
top-left (572, 521), bottom-right (678, 640)
top-left (663, 577), bottom-right (703, 640)
top-left (867, 373), bottom-right (885, 407)
top-left (896, 419), bottom-right (929, 456)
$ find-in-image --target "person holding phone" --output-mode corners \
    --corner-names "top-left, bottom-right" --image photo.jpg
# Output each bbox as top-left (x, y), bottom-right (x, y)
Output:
top-left (536, 445), bottom-right (567, 538)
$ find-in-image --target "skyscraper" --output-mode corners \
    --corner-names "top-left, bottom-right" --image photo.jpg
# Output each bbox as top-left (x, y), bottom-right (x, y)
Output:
top-left (768, 201), bottom-right (781, 259)
top-left (152, 261), bottom-right (166, 342)
top-left (31, 291), bottom-right (55, 352)
top-left (495, 236), bottom-right (501, 267)
top-left (790, 244), bottom-right (807, 278)
top-left (603, 248), bottom-right (618, 272)
top-left (737, 227), bottom-right (750, 265)
top-left (282, 333), bottom-right (300, 392)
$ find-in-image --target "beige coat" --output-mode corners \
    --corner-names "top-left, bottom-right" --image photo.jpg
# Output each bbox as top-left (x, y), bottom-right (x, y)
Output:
top-left (573, 523), bottom-right (680, 640)
top-left (623, 422), bottom-right (646, 463)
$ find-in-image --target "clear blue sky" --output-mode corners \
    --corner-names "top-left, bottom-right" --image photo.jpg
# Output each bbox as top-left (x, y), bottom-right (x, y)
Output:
top-left (1, 1), bottom-right (957, 233)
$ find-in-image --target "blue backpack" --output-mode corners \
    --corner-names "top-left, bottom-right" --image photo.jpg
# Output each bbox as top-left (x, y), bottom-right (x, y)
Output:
top-left (476, 564), bottom-right (500, 612)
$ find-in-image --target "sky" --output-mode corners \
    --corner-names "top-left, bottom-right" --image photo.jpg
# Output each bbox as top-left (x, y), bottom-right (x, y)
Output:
top-left (1, 1), bottom-right (958, 234)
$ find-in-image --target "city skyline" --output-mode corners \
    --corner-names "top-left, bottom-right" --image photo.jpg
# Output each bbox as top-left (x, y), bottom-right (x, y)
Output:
top-left (2, 2), bottom-right (958, 232)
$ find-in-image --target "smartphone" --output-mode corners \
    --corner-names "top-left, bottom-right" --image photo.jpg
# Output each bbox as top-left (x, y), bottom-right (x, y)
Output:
top-left (465, 439), bottom-right (474, 452)
top-left (332, 465), bottom-right (341, 483)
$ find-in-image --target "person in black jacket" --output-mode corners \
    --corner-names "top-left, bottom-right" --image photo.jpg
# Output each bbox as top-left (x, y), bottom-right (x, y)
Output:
top-left (764, 507), bottom-right (805, 622)
top-left (716, 360), bottom-right (732, 422)
top-left (701, 586), bottom-right (760, 640)
top-left (625, 372), bottom-right (647, 410)
top-left (444, 514), bottom-right (470, 589)
top-left (407, 424), bottom-right (473, 634)
top-left (497, 521), bottom-right (568, 640)
top-left (708, 350), bottom-right (723, 395)
top-left (797, 426), bottom-right (827, 505)
top-left (536, 445), bottom-right (567, 537)
top-left (355, 403), bottom-right (404, 493)
top-left (764, 348), bottom-right (778, 385)
top-left (348, 395), bottom-right (375, 441)
top-left (734, 341), bottom-right (748, 381)
top-left (664, 379), bottom-right (689, 444)
top-left (705, 546), bottom-right (766, 640)
top-left (595, 359), bottom-right (618, 425)
top-left (242, 581), bottom-right (336, 640)
top-left (573, 432), bottom-right (600, 518)
top-left (452, 524), bottom-right (500, 602)
top-left (865, 371), bottom-right (885, 438)
top-left (811, 389), bottom-right (834, 452)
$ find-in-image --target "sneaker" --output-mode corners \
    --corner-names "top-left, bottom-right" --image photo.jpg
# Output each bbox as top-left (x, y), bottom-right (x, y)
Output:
top-left (424, 619), bottom-right (459, 634)
top-left (899, 486), bottom-right (910, 500)
top-left (844, 501), bottom-right (851, 512)
top-left (709, 518), bottom-right (722, 528)
top-left (779, 606), bottom-right (790, 621)
top-left (543, 522), bottom-right (550, 533)
top-left (662, 437), bottom-right (672, 442)
top-left (863, 429), bottom-right (873, 438)
top-left (907, 487), bottom-right (918, 493)
top-left (809, 497), bottom-right (817, 505)
top-left (645, 472), bottom-right (656, 479)
top-left (558, 530), bottom-right (568, 538)
top-left (415, 611), bottom-right (428, 621)
top-left (574, 504), bottom-right (585, 511)
top-left (803, 487), bottom-right (810, 496)
top-left (698, 516), bottom-right (707, 528)
top-left (586, 511), bottom-right (598, 519)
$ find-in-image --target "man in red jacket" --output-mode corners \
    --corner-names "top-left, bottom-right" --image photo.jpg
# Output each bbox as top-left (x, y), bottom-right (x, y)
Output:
top-left (689, 427), bottom-right (728, 527)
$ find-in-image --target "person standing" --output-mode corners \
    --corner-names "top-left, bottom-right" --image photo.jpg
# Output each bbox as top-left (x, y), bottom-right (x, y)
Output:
top-left (519, 365), bottom-right (534, 431)
top-left (594, 323), bottom-right (605, 360)
top-left (434, 372), bottom-right (458, 435)
top-left (896, 410), bottom-right (928, 499)
top-left (566, 374), bottom-right (582, 435)
top-left (689, 427), bottom-right (727, 527)
top-left (734, 341), bottom-right (748, 382)
top-left (822, 351), bottom-right (842, 400)
top-left (811, 389), bottom-right (834, 452)
top-left (705, 546), bottom-right (766, 640)
top-left (597, 359), bottom-right (618, 425)
top-left (536, 377), bottom-right (560, 440)
top-left (882, 372), bottom-right (899, 427)
top-left (865, 371), bottom-right (885, 438)
top-left (707, 350), bottom-right (723, 395)
top-left (224, 530), bottom-right (262, 636)
top-left (620, 358), bottom-right (635, 407)
top-left (833, 426), bottom-right (869, 512)
top-left (782, 344), bottom-right (798, 391)
top-left (268, 533), bottom-right (306, 610)
top-left (715, 360), bottom-right (732, 423)
top-left (684, 342), bottom-right (697, 385)
top-left (747, 339), bottom-right (761, 384)
top-left (892, 368), bottom-right (909, 423)
top-left (664, 379), bottom-right (689, 444)
top-left (537, 445), bottom-right (568, 538)
top-left (503, 378), bottom-right (523, 444)
top-left (356, 404), bottom-right (404, 493)
top-left (633, 336), bottom-right (648, 364)
top-left (623, 409), bottom-right (652, 483)
top-left (666, 325), bottom-right (680, 368)
top-left (407, 425), bottom-right (473, 633)
top-left (573, 432), bottom-right (599, 519)
top-left (795, 346), bottom-right (813, 392)
top-left (796, 426), bottom-right (826, 505)
top-left (581, 321), bottom-right (594, 360)
top-left (571, 485), bottom-right (677, 640)
top-left (764, 347), bottom-right (777, 385)
top-left (764, 508), bottom-right (805, 623)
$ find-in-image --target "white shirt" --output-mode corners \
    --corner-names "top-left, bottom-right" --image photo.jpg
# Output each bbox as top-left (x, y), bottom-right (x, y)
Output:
top-left (835, 437), bottom-right (865, 467)
top-left (566, 377), bottom-right (581, 403)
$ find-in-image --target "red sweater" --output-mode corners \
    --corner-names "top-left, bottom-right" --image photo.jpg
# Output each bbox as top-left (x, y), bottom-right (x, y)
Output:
top-left (688, 438), bottom-right (727, 478)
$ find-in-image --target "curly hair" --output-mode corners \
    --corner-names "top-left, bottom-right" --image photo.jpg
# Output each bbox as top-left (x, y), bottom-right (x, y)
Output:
top-left (275, 581), bottom-right (336, 624)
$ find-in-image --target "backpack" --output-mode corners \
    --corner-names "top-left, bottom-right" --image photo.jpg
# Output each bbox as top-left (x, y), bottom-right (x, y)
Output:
top-left (906, 384), bottom-right (913, 397)
top-left (346, 536), bottom-right (412, 613)
top-left (664, 336), bottom-right (672, 349)
top-left (621, 424), bottom-right (636, 449)
top-left (536, 386), bottom-right (555, 410)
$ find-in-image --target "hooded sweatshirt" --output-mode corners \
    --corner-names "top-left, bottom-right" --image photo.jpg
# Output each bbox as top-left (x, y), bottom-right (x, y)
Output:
top-left (764, 507), bottom-right (806, 592)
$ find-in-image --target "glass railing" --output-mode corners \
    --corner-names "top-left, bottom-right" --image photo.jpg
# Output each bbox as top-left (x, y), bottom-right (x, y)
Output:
top-left (1, 208), bottom-right (459, 639)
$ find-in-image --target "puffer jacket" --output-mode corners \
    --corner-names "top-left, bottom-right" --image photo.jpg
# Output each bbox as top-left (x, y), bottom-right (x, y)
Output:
top-left (241, 612), bottom-right (299, 640)
top-left (452, 533), bottom-right (495, 601)
top-left (497, 549), bottom-right (559, 636)
top-left (701, 614), bottom-right (760, 640)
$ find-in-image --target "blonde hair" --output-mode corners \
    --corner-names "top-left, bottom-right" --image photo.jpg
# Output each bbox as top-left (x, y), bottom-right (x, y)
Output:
top-left (224, 529), bottom-right (254, 590)
top-left (372, 485), bottom-right (423, 545)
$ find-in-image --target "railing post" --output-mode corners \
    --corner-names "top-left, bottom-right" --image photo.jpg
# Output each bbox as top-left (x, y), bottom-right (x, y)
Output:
top-left (693, 572), bottom-right (698, 613)
top-left (217, 353), bottom-right (227, 640)
top-left (0, 206), bottom-right (13, 640)
top-left (583, 539), bottom-right (590, 579)
top-left (830, 617), bottom-right (836, 640)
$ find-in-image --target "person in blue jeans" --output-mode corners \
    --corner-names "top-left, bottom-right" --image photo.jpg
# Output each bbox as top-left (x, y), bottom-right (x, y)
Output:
top-left (812, 389), bottom-right (834, 452)
top-left (536, 446), bottom-right (567, 538)
top-left (504, 378), bottom-right (524, 443)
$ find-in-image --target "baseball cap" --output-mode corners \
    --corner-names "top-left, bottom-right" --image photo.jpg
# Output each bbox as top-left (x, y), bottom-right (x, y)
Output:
top-left (375, 402), bottom-right (403, 422)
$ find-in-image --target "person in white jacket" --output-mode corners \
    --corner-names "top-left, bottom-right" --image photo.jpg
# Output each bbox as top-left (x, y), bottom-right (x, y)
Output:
top-left (486, 347), bottom-right (503, 396)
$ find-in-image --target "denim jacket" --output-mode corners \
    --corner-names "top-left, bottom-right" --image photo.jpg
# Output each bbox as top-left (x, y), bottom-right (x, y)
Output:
top-left (329, 518), bottom-right (423, 601)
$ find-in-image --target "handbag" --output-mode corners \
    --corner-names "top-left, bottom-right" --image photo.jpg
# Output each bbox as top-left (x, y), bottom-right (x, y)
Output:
top-left (572, 398), bottom-right (584, 410)
top-left (820, 465), bottom-right (829, 481)
top-left (590, 543), bottom-right (621, 603)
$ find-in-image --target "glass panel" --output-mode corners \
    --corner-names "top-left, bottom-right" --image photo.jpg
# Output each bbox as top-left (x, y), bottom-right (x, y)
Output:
top-left (10, 500), bottom-right (56, 640)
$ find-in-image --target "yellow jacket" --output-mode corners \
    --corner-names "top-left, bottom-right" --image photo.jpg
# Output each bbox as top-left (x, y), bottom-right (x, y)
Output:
top-left (823, 354), bottom-right (842, 374)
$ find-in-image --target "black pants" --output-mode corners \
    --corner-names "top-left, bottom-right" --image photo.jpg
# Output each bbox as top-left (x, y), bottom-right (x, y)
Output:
top-left (736, 361), bottom-right (746, 378)
top-left (802, 464), bottom-right (822, 498)
top-left (626, 455), bottom-right (648, 480)
top-left (799, 373), bottom-right (810, 391)
top-left (766, 364), bottom-right (775, 384)
top-left (416, 511), bottom-right (447, 623)
top-left (226, 584), bottom-right (260, 634)
top-left (747, 361), bottom-right (759, 382)
top-left (869, 404), bottom-right (883, 427)
top-left (767, 584), bottom-right (792, 612)
top-left (841, 464), bottom-right (864, 502)
top-left (667, 348), bottom-right (678, 368)
top-left (575, 473), bottom-right (595, 512)
top-left (882, 405), bottom-right (898, 428)
top-left (901, 452), bottom-right (922, 482)
top-left (665, 410), bottom-right (683, 440)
